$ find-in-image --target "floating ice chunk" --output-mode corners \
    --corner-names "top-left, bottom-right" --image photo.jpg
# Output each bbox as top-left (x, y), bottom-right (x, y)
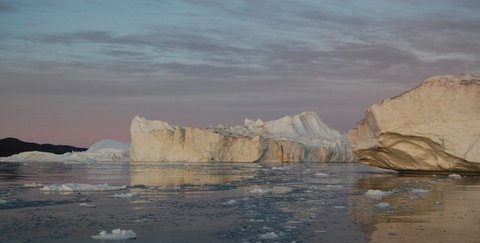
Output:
top-left (411, 188), bottom-right (428, 194)
top-left (0, 199), bottom-right (7, 204)
top-left (78, 202), bottom-right (96, 208)
top-left (112, 192), bottom-right (139, 198)
top-left (250, 187), bottom-right (271, 194)
top-left (375, 202), bottom-right (391, 209)
top-left (248, 219), bottom-right (265, 222)
top-left (91, 229), bottom-right (136, 240)
top-left (333, 205), bottom-right (346, 209)
top-left (272, 166), bottom-right (290, 171)
top-left (259, 232), bottom-right (279, 240)
top-left (365, 189), bottom-right (391, 199)
top-left (314, 172), bottom-right (329, 177)
top-left (23, 183), bottom-right (43, 188)
top-left (41, 183), bottom-right (126, 192)
top-left (326, 185), bottom-right (343, 188)
top-left (224, 199), bottom-right (236, 205)
top-left (448, 174), bottom-right (462, 179)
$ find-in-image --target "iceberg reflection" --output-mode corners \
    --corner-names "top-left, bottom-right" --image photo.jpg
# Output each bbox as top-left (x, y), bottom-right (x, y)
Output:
top-left (129, 162), bottom-right (260, 187)
top-left (352, 174), bottom-right (480, 243)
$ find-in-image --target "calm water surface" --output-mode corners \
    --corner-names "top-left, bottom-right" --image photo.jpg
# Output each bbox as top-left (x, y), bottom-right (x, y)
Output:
top-left (0, 161), bottom-right (479, 242)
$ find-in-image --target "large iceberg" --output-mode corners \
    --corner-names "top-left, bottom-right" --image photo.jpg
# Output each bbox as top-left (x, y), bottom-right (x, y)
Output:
top-left (349, 74), bottom-right (480, 172)
top-left (130, 112), bottom-right (354, 162)
top-left (0, 139), bottom-right (130, 163)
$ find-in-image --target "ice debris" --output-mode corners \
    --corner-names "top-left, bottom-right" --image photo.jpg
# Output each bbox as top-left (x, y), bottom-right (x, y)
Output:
top-left (250, 187), bottom-right (271, 194)
top-left (365, 189), bottom-right (391, 199)
top-left (41, 183), bottom-right (126, 192)
top-left (375, 202), bottom-right (391, 209)
top-left (22, 183), bottom-right (44, 188)
top-left (259, 232), bottom-right (279, 240)
top-left (0, 199), bottom-right (7, 204)
top-left (112, 192), bottom-right (140, 198)
top-left (448, 174), bottom-right (462, 179)
top-left (91, 229), bottom-right (136, 240)
top-left (326, 185), bottom-right (343, 188)
top-left (78, 202), bottom-right (96, 208)
top-left (314, 172), bottom-right (329, 177)
top-left (411, 188), bottom-right (428, 194)
top-left (224, 199), bottom-right (237, 205)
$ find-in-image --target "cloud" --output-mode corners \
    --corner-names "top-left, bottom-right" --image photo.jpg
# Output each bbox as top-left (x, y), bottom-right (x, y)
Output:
top-left (0, 1), bottom-right (15, 13)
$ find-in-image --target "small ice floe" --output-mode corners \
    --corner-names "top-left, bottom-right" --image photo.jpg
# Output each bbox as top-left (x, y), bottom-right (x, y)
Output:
top-left (411, 188), bottom-right (428, 194)
top-left (248, 219), bottom-right (265, 222)
top-left (375, 202), bottom-right (391, 209)
top-left (112, 192), bottom-right (139, 198)
top-left (41, 183), bottom-right (126, 192)
top-left (250, 187), bottom-right (271, 194)
top-left (410, 188), bottom-right (428, 199)
top-left (365, 189), bottom-right (391, 199)
top-left (22, 183), bottom-right (43, 188)
top-left (314, 172), bottom-right (329, 177)
top-left (0, 199), bottom-right (8, 204)
top-left (78, 202), bottom-right (96, 208)
top-left (326, 185), bottom-right (343, 188)
top-left (333, 205), bottom-right (346, 209)
top-left (91, 229), bottom-right (136, 240)
top-left (448, 174), bottom-right (462, 179)
top-left (259, 232), bottom-right (279, 240)
top-left (272, 166), bottom-right (290, 171)
top-left (224, 199), bottom-right (236, 205)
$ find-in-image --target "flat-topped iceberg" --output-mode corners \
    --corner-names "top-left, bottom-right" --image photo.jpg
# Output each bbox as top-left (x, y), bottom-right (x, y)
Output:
top-left (130, 112), bottom-right (354, 162)
top-left (0, 139), bottom-right (130, 163)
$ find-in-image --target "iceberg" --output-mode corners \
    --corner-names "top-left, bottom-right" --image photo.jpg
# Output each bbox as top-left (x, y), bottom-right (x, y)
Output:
top-left (349, 74), bottom-right (480, 172)
top-left (91, 229), bottom-right (136, 240)
top-left (130, 112), bottom-right (354, 162)
top-left (0, 139), bottom-right (130, 163)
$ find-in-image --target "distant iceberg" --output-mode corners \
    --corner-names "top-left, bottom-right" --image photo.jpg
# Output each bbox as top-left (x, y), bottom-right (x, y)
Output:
top-left (0, 139), bottom-right (130, 163)
top-left (40, 183), bottom-right (126, 192)
top-left (131, 111), bottom-right (354, 162)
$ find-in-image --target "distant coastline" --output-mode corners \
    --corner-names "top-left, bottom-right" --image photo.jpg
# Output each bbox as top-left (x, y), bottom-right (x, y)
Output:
top-left (0, 137), bottom-right (87, 157)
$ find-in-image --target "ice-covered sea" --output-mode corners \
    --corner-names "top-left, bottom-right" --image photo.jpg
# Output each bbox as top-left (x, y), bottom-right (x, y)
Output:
top-left (1, 161), bottom-right (479, 242)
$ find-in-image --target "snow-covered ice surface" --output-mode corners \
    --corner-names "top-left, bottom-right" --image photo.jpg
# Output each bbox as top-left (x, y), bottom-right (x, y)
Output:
top-left (1, 161), bottom-right (480, 243)
top-left (0, 139), bottom-right (130, 163)
top-left (205, 111), bottom-right (355, 162)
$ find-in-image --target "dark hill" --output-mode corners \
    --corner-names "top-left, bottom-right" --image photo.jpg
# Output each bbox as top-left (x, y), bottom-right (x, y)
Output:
top-left (0, 137), bottom-right (87, 157)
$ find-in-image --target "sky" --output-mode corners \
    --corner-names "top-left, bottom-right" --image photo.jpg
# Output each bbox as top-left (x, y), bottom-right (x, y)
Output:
top-left (1, 0), bottom-right (479, 147)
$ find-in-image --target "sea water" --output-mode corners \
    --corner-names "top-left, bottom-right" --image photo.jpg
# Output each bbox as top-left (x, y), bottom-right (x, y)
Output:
top-left (1, 161), bottom-right (479, 242)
